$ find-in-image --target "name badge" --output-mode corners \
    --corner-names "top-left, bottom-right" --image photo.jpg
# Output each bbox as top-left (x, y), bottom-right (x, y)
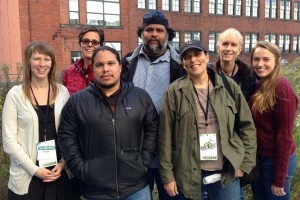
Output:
top-left (199, 133), bottom-right (218, 160)
top-left (37, 139), bottom-right (57, 168)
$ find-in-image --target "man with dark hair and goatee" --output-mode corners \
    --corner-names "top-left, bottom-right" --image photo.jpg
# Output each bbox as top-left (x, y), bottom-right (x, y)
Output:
top-left (58, 46), bottom-right (158, 200)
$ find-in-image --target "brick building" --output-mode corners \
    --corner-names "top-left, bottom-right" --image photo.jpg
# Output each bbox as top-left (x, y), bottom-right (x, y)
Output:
top-left (1, 0), bottom-right (300, 75)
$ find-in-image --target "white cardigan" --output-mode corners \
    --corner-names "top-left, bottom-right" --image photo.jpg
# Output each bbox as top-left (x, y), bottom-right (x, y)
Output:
top-left (2, 84), bottom-right (70, 195)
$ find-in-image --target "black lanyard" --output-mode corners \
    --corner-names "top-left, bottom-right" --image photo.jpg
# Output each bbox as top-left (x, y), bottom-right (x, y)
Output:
top-left (193, 78), bottom-right (210, 127)
top-left (30, 84), bottom-right (50, 141)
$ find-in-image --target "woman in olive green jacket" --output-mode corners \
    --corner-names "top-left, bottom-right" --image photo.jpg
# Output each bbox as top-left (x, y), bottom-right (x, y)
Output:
top-left (158, 40), bottom-right (256, 200)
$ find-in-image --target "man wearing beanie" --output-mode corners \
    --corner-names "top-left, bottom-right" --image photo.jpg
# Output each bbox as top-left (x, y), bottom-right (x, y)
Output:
top-left (121, 10), bottom-right (186, 200)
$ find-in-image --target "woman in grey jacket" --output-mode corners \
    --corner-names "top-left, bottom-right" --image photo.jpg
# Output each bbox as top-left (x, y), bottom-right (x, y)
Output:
top-left (159, 40), bottom-right (257, 200)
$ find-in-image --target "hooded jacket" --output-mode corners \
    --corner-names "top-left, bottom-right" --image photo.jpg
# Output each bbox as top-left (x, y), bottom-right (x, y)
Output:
top-left (58, 81), bottom-right (158, 199)
top-left (159, 68), bottom-right (257, 199)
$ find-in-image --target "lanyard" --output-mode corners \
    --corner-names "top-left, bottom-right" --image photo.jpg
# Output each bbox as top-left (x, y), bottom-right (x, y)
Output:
top-left (30, 84), bottom-right (50, 141)
top-left (193, 78), bottom-right (210, 127)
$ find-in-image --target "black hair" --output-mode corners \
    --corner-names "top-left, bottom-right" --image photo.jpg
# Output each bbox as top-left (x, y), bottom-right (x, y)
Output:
top-left (92, 46), bottom-right (120, 66)
top-left (79, 27), bottom-right (105, 46)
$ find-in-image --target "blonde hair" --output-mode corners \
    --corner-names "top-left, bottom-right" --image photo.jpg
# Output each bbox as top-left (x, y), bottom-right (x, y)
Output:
top-left (217, 28), bottom-right (243, 48)
top-left (250, 41), bottom-right (281, 113)
top-left (23, 41), bottom-right (58, 103)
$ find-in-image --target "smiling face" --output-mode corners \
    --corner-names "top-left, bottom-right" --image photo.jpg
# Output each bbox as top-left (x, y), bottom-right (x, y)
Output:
top-left (30, 52), bottom-right (52, 81)
top-left (141, 24), bottom-right (168, 56)
top-left (93, 50), bottom-right (121, 94)
top-left (217, 35), bottom-right (242, 63)
top-left (252, 47), bottom-right (276, 79)
top-left (80, 31), bottom-right (101, 60)
top-left (181, 48), bottom-right (209, 79)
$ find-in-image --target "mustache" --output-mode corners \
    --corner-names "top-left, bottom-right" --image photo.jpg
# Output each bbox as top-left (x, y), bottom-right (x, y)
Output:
top-left (148, 38), bottom-right (160, 44)
top-left (100, 74), bottom-right (113, 78)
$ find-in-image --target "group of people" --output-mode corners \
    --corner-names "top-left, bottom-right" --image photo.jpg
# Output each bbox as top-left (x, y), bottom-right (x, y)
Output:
top-left (2, 10), bottom-right (298, 200)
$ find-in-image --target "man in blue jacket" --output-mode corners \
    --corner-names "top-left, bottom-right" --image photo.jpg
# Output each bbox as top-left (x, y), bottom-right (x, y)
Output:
top-left (58, 46), bottom-right (158, 200)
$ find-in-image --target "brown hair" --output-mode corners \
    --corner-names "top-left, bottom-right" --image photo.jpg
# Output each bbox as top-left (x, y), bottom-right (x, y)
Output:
top-left (250, 41), bottom-right (281, 113)
top-left (23, 41), bottom-right (58, 103)
top-left (79, 27), bottom-right (105, 46)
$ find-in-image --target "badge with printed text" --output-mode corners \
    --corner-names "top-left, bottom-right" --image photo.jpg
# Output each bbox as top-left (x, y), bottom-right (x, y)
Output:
top-left (199, 133), bottom-right (218, 160)
top-left (37, 139), bottom-right (57, 168)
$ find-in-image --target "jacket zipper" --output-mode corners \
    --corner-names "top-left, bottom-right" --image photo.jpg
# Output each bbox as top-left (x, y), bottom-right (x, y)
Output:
top-left (112, 118), bottom-right (120, 199)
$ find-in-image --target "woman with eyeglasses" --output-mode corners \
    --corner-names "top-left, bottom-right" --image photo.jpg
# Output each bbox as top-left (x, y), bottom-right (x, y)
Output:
top-left (62, 27), bottom-right (105, 95)
top-left (2, 41), bottom-right (71, 200)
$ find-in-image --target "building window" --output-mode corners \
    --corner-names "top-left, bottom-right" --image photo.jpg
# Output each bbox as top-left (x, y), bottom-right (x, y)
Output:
top-left (280, 0), bottom-right (291, 19)
top-left (104, 42), bottom-right (122, 57)
top-left (246, 0), bottom-right (258, 17)
top-left (69, 0), bottom-right (79, 24)
top-left (294, 2), bottom-right (300, 20)
top-left (184, 0), bottom-right (201, 13)
top-left (71, 51), bottom-right (81, 64)
top-left (264, 34), bottom-right (277, 44)
top-left (170, 31), bottom-right (180, 50)
top-left (209, 32), bottom-right (220, 54)
top-left (184, 32), bottom-right (201, 42)
top-left (163, 0), bottom-right (180, 11)
top-left (86, 0), bottom-right (120, 26)
top-left (138, 37), bottom-right (143, 45)
top-left (279, 34), bottom-right (290, 53)
top-left (137, 0), bottom-right (157, 9)
top-left (228, 0), bottom-right (242, 16)
top-left (265, 0), bottom-right (277, 19)
top-left (293, 35), bottom-right (300, 53)
top-left (209, 0), bottom-right (224, 14)
top-left (245, 33), bottom-right (258, 53)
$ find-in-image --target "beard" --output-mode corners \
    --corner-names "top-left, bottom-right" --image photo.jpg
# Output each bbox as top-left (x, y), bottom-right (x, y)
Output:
top-left (97, 76), bottom-right (119, 89)
top-left (142, 34), bottom-right (168, 55)
top-left (98, 83), bottom-right (115, 89)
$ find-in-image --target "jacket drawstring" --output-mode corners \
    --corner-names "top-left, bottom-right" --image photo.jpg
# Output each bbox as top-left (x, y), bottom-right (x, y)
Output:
top-left (122, 97), bottom-right (128, 116)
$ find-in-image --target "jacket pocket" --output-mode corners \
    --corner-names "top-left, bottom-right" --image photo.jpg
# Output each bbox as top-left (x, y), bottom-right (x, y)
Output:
top-left (176, 103), bottom-right (191, 120)
top-left (118, 151), bottom-right (146, 184)
top-left (83, 157), bottom-right (115, 193)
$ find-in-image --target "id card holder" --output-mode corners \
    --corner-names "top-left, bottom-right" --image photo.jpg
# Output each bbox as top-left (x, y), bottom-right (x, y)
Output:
top-left (37, 139), bottom-right (57, 168)
top-left (199, 133), bottom-right (218, 160)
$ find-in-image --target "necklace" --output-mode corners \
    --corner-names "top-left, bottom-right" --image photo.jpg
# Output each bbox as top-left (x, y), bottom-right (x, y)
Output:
top-left (230, 64), bottom-right (236, 78)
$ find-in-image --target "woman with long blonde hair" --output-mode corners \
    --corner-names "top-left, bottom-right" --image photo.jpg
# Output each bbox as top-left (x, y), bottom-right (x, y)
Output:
top-left (2, 41), bottom-right (72, 200)
top-left (250, 41), bottom-right (298, 200)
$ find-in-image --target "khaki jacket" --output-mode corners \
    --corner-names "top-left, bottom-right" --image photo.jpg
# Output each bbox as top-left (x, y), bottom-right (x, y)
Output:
top-left (159, 68), bottom-right (256, 199)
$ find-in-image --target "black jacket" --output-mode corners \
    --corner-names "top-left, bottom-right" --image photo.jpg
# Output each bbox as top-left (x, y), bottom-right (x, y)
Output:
top-left (121, 44), bottom-right (186, 82)
top-left (58, 81), bottom-right (158, 199)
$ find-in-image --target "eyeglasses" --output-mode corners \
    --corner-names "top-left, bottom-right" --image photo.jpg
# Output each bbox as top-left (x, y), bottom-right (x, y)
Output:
top-left (81, 38), bottom-right (100, 46)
